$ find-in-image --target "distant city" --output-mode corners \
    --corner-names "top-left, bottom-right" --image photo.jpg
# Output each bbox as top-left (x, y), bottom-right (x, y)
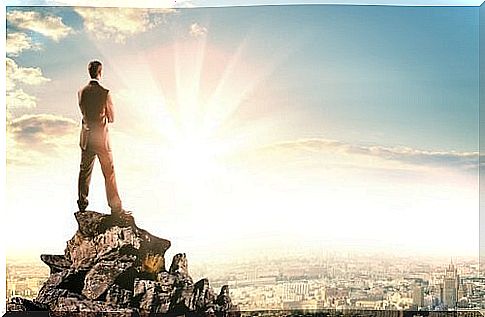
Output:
top-left (7, 252), bottom-right (484, 312)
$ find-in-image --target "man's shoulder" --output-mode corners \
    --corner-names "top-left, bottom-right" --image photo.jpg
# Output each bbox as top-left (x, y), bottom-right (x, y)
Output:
top-left (96, 82), bottom-right (110, 93)
top-left (79, 82), bottom-right (109, 93)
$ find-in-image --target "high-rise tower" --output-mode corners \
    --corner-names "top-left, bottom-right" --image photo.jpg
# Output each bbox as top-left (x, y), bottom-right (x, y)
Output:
top-left (442, 259), bottom-right (460, 308)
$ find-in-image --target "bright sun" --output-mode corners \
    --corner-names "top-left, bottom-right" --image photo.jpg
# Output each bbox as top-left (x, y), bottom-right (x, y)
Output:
top-left (109, 39), bottom-right (282, 203)
top-left (165, 134), bottom-right (220, 183)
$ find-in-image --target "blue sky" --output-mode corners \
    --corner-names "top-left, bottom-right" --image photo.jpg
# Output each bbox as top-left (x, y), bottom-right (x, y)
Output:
top-left (7, 5), bottom-right (479, 151)
top-left (4, 0), bottom-right (485, 6)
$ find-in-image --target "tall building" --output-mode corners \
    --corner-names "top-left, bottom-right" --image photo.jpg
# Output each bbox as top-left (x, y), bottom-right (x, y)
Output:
top-left (412, 285), bottom-right (424, 308)
top-left (283, 280), bottom-right (309, 302)
top-left (442, 260), bottom-right (460, 308)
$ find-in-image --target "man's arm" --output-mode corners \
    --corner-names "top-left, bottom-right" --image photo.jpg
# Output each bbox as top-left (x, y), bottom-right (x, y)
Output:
top-left (106, 92), bottom-right (114, 123)
top-left (77, 90), bottom-right (82, 110)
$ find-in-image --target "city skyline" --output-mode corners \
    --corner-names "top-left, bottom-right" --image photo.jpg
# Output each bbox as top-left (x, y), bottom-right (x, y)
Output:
top-left (6, 252), bottom-right (484, 311)
top-left (5, 3), bottom-right (480, 265)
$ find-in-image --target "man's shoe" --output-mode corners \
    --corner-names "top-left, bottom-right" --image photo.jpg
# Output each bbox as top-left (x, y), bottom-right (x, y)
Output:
top-left (111, 208), bottom-right (133, 222)
top-left (111, 208), bottom-right (132, 215)
top-left (77, 199), bottom-right (88, 212)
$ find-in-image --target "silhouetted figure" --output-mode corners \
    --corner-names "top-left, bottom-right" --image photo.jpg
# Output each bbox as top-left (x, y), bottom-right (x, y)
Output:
top-left (77, 60), bottom-right (130, 218)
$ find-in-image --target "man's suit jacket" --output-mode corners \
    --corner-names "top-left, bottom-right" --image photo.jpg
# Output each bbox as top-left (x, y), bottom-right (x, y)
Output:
top-left (78, 80), bottom-right (114, 152)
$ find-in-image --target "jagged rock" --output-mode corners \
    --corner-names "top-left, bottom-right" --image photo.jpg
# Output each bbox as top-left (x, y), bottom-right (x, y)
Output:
top-left (52, 296), bottom-right (134, 316)
top-left (7, 297), bottom-right (46, 311)
top-left (64, 232), bottom-right (97, 269)
top-left (35, 269), bottom-right (86, 308)
top-left (73, 210), bottom-right (112, 237)
top-left (36, 288), bottom-right (69, 309)
top-left (216, 285), bottom-right (232, 311)
top-left (82, 256), bottom-right (135, 300)
top-left (165, 254), bottom-right (196, 313)
top-left (40, 254), bottom-right (72, 274)
top-left (105, 284), bottom-right (133, 308)
top-left (65, 211), bottom-right (170, 271)
top-left (170, 253), bottom-right (190, 276)
top-left (215, 285), bottom-right (240, 317)
top-left (157, 271), bottom-right (176, 292)
top-left (156, 273), bottom-right (176, 313)
top-left (65, 226), bottom-right (140, 270)
top-left (133, 279), bottom-right (172, 313)
top-left (12, 210), bottom-right (237, 315)
top-left (192, 278), bottom-right (216, 312)
top-left (137, 227), bottom-right (171, 262)
top-left (169, 279), bottom-right (195, 313)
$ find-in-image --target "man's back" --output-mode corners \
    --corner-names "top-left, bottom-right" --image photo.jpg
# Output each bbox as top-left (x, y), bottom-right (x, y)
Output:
top-left (79, 80), bottom-right (109, 128)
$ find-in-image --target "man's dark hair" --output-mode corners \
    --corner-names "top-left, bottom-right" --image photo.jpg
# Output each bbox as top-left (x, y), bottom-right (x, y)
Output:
top-left (88, 60), bottom-right (102, 79)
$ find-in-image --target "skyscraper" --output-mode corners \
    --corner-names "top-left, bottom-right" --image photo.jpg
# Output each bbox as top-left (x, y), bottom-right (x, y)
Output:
top-left (412, 285), bottom-right (424, 308)
top-left (442, 260), bottom-right (460, 308)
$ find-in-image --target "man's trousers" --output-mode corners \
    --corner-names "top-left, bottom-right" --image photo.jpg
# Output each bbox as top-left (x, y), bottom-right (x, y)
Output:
top-left (77, 133), bottom-right (122, 211)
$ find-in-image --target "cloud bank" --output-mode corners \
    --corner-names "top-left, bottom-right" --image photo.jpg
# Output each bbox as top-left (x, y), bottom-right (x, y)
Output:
top-left (7, 10), bottom-right (73, 41)
top-left (6, 58), bottom-right (51, 111)
top-left (6, 32), bottom-right (41, 56)
top-left (7, 114), bottom-right (78, 166)
top-left (74, 7), bottom-right (177, 43)
top-left (261, 138), bottom-right (478, 172)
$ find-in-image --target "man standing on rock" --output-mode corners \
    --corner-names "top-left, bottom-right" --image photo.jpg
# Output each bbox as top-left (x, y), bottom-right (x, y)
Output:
top-left (77, 60), bottom-right (130, 218)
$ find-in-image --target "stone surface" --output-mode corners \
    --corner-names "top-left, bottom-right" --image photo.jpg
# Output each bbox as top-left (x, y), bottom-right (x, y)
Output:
top-left (215, 285), bottom-right (240, 317)
top-left (105, 284), bottom-right (133, 308)
top-left (168, 252), bottom-right (195, 313)
top-left (40, 254), bottom-right (72, 274)
top-left (53, 296), bottom-right (134, 315)
top-left (169, 253), bottom-right (189, 276)
top-left (216, 285), bottom-right (232, 311)
top-left (74, 210), bottom-right (112, 237)
top-left (192, 278), bottom-right (216, 313)
top-left (169, 275), bottom-right (195, 313)
top-left (133, 279), bottom-right (161, 312)
top-left (65, 211), bottom-right (170, 271)
top-left (65, 226), bottom-right (141, 270)
top-left (157, 271), bottom-right (176, 292)
top-left (82, 256), bottom-right (135, 300)
top-left (35, 269), bottom-right (86, 309)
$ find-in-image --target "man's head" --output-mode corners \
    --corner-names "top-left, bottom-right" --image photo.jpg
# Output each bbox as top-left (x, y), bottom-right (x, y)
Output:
top-left (88, 60), bottom-right (102, 79)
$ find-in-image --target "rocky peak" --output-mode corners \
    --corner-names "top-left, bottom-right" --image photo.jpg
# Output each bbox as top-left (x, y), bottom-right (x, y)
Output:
top-left (7, 210), bottom-right (239, 317)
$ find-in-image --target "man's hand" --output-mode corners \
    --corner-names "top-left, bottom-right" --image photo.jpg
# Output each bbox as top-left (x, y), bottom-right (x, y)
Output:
top-left (106, 92), bottom-right (115, 123)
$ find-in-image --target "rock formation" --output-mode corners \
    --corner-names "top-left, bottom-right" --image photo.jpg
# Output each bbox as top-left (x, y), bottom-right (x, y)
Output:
top-left (7, 211), bottom-right (239, 316)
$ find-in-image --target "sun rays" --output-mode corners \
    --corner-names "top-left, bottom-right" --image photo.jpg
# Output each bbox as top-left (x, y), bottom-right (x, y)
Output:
top-left (101, 29), bottom-right (292, 191)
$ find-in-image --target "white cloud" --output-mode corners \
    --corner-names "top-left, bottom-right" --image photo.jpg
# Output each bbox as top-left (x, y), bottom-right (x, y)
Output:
top-left (8, 114), bottom-right (77, 143)
top-left (7, 114), bottom-right (78, 165)
top-left (74, 7), bottom-right (176, 43)
top-left (44, 0), bottom-right (192, 7)
top-left (261, 138), bottom-right (478, 172)
top-left (7, 10), bottom-right (73, 42)
top-left (6, 58), bottom-right (51, 111)
top-left (6, 58), bottom-right (51, 87)
top-left (6, 32), bottom-right (41, 56)
top-left (190, 23), bottom-right (207, 37)
top-left (7, 89), bottom-right (37, 110)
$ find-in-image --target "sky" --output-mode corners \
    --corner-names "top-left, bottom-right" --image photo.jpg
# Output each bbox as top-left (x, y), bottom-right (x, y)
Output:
top-left (3, 0), bottom-right (485, 7)
top-left (3, 4), bottom-right (481, 269)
